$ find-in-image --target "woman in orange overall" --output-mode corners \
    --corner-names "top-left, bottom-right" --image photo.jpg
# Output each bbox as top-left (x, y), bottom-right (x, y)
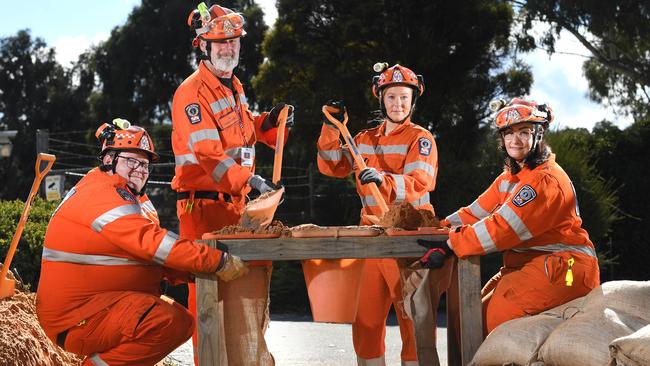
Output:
top-left (318, 63), bottom-right (449, 365)
top-left (418, 98), bottom-right (600, 335)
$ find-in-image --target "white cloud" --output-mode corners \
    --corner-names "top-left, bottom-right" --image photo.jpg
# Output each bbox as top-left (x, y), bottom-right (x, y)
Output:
top-left (521, 24), bottom-right (633, 131)
top-left (51, 32), bottom-right (109, 67)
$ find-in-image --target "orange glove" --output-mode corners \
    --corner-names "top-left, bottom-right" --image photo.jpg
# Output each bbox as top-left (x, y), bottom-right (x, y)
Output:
top-left (216, 253), bottom-right (249, 282)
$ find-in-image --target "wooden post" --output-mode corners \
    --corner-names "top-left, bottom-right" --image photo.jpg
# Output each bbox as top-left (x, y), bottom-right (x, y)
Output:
top-left (196, 242), bottom-right (222, 366)
top-left (447, 256), bottom-right (483, 365)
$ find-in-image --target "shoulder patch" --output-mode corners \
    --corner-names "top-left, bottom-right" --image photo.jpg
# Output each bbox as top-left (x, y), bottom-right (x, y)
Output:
top-left (116, 188), bottom-right (137, 203)
top-left (512, 184), bottom-right (537, 207)
top-left (185, 103), bottom-right (202, 124)
top-left (418, 137), bottom-right (432, 156)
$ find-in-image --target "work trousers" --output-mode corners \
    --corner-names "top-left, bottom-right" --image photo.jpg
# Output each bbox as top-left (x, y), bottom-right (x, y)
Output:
top-left (482, 251), bottom-right (600, 335)
top-left (61, 293), bottom-right (193, 366)
top-left (353, 258), bottom-right (417, 363)
top-left (177, 198), bottom-right (274, 366)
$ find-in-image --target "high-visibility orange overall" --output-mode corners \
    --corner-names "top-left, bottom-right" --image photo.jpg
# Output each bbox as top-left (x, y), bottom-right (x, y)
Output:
top-left (171, 61), bottom-right (283, 365)
top-left (36, 168), bottom-right (223, 366)
top-left (445, 155), bottom-right (600, 334)
top-left (318, 120), bottom-right (443, 364)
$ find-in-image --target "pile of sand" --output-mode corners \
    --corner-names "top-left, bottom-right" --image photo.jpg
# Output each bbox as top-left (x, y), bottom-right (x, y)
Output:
top-left (0, 264), bottom-right (82, 366)
top-left (378, 202), bottom-right (440, 230)
top-left (213, 220), bottom-right (290, 236)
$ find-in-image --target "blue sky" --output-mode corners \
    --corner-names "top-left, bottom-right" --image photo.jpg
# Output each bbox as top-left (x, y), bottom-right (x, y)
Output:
top-left (0, 1), bottom-right (631, 131)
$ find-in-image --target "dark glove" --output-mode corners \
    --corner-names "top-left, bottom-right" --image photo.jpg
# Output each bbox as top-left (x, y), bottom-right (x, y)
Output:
top-left (417, 239), bottom-right (454, 269)
top-left (358, 167), bottom-right (383, 186)
top-left (248, 175), bottom-right (282, 194)
top-left (323, 99), bottom-right (346, 126)
top-left (262, 103), bottom-right (294, 131)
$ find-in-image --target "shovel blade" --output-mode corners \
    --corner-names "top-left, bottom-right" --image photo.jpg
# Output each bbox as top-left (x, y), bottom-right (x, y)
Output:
top-left (239, 187), bottom-right (284, 230)
top-left (0, 278), bottom-right (15, 299)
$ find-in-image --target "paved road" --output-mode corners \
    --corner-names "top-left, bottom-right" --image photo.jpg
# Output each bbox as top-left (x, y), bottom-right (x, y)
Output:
top-left (164, 313), bottom-right (447, 366)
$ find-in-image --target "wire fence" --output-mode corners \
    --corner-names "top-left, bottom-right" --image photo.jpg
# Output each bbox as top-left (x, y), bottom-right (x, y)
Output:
top-left (38, 130), bottom-right (361, 228)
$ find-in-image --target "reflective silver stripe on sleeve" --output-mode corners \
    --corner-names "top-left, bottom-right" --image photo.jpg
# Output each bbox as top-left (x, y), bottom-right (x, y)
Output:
top-left (42, 247), bottom-right (143, 266)
top-left (89, 354), bottom-right (109, 366)
top-left (91, 204), bottom-right (142, 232)
top-left (153, 231), bottom-right (178, 265)
top-left (188, 129), bottom-right (221, 152)
top-left (360, 195), bottom-right (377, 208)
top-left (175, 153), bottom-right (198, 166)
top-left (390, 174), bottom-right (406, 203)
top-left (410, 192), bottom-right (430, 206)
top-left (318, 149), bottom-right (343, 161)
top-left (210, 97), bottom-right (232, 114)
top-left (499, 180), bottom-right (518, 194)
top-left (239, 94), bottom-right (248, 106)
top-left (496, 204), bottom-right (533, 241)
top-left (447, 212), bottom-right (463, 226)
top-left (225, 146), bottom-right (255, 162)
top-left (211, 158), bottom-right (235, 183)
top-left (140, 200), bottom-right (156, 213)
top-left (403, 161), bottom-right (435, 176)
top-left (473, 220), bottom-right (497, 254)
top-left (468, 199), bottom-right (490, 219)
top-left (512, 243), bottom-right (597, 258)
top-left (357, 144), bottom-right (408, 155)
top-left (342, 150), bottom-right (353, 165)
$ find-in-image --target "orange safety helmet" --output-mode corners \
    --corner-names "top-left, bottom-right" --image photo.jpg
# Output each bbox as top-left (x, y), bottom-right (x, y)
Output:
top-left (95, 118), bottom-right (159, 162)
top-left (372, 63), bottom-right (424, 98)
top-left (491, 98), bottom-right (554, 131)
top-left (188, 2), bottom-right (246, 47)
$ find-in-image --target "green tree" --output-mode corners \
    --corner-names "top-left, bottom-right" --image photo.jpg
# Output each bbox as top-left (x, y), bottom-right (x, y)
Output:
top-left (515, 0), bottom-right (650, 119)
top-left (0, 30), bottom-right (90, 200)
top-left (590, 119), bottom-right (650, 280)
top-left (86, 0), bottom-right (267, 125)
top-left (254, 0), bottom-right (532, 222)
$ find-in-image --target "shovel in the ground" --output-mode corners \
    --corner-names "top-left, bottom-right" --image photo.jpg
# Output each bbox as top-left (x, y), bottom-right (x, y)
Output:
top-left (239, 105), bottom-right (291, 229)
top-left (1, 153), bottom-right (56, 299)
top-left (322, 105), bottom-right (389, 217)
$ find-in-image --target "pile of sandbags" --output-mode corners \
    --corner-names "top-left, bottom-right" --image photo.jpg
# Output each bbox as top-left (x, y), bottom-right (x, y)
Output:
top-left (470, 280), bottom-right (650, 366)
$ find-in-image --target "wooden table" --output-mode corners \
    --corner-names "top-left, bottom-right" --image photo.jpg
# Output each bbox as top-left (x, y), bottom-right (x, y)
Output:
top-left (197, 235), bottom-right (483, 365)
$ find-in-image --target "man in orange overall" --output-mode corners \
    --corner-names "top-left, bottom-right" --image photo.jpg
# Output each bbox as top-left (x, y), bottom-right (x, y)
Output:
top-left (317, 63), bottom-right (450, 365)
top-left (418, 98), bottom-right (600, 335)
top-left (171, 3), bottom-right (293, 365)
top-left (36, 119), bottom-right (247, 366)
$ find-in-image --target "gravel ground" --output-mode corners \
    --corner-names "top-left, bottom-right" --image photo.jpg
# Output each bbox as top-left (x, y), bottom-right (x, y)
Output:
top-left (163, 313), bottom-right (447, 366)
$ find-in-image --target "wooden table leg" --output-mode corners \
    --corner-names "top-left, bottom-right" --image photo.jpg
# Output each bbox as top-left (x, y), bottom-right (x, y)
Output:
top-left (446, 258), bottom-right (462, 366)
top-left (196, 274), bottom-right (221, 365)
top-left (458, 256), bottom-right (483, 365)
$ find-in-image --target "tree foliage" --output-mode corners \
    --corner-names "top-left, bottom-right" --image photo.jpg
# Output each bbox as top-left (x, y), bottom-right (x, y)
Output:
top-left (516, 0), bottom-right (650, 119)
top-left (0, 31), bottom-right (91, 200)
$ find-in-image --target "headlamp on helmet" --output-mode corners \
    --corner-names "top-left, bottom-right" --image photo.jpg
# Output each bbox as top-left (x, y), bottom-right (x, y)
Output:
top-left (188, 2), bottom-right (246, 47)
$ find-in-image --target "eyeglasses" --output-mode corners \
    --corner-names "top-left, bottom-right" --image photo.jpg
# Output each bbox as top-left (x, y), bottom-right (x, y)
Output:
top-left (502, 129), bottom-right (534, 142)
top-left (118, 156), bottom-right (152, 173)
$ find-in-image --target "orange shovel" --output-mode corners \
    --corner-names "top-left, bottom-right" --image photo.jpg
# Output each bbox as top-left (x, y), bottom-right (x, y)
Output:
top-left (0, 153), bottom-right (56, 299)
top-left (322, 105), bottom-right (389, 216)
top-left (239, 106), bottom-right (291, 229)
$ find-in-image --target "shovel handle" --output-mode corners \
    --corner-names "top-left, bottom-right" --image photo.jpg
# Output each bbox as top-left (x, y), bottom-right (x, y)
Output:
top-left (321, 106), bottom-right (389, 214)
top-left (1, 153), bottom-right (56, 286)
top-left (272, 106), bottom-right (290, 184)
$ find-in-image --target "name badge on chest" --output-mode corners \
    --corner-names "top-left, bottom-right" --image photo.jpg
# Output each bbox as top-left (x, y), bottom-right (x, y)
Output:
top-left (241, 147), bottom-right (255, 167)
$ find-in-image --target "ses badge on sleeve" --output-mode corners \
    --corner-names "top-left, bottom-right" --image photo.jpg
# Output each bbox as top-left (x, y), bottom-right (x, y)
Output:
top-left (512, 184), bottom-right (537, 207)
top-left (418, 137), bottom-right (432, 156)
top-left (116, 187), bottom-right (137, 204)
top-left (185, 103), bottom-right (202, 124)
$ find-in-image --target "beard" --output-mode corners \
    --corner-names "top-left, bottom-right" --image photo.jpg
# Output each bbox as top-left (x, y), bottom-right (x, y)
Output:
top-left (212, 54), bottom-right (239, 73)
